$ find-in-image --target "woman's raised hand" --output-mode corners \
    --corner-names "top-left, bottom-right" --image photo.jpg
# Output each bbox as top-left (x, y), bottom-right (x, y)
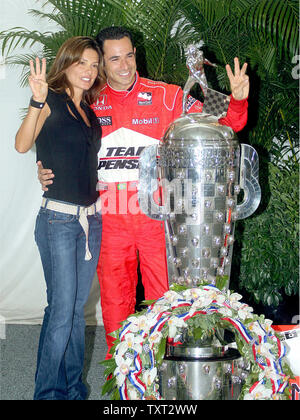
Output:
top-left (29, 57), bottom-right (48, 102)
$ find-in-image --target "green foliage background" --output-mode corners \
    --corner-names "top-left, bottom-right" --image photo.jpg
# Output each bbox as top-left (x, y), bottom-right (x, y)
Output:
top-left (1, 0), bottom-right (299, 314)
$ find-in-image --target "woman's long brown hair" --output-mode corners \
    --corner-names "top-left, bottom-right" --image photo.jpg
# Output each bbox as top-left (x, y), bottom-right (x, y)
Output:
top-left (47, 36), bottom-right (104, 104)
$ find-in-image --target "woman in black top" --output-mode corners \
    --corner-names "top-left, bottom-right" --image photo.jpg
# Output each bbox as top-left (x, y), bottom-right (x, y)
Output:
top-left (15, 36), bottom-right (103, 400)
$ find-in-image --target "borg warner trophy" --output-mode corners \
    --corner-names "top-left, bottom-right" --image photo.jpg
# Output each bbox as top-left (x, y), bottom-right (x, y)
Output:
top-left (138, 44), bottom-right (261, 400)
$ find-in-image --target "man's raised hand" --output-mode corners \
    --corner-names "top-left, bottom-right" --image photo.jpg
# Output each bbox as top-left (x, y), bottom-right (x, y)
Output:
top-left (226, 57), bottom-right (249, 101)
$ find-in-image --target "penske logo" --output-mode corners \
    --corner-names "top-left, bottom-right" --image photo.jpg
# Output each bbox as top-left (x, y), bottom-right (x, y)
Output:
top-left (98, 127), bottom-right (159, 183)
top-left (98, 146), bottom-right (145, 170)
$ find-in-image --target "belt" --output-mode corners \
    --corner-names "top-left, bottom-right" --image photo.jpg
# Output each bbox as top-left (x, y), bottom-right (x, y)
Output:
top-left (41, 197), bottom-right (101, 261)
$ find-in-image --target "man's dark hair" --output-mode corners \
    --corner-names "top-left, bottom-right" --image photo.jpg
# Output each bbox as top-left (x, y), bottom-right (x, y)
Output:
top-left (96, 26), bottom-right (134, 54)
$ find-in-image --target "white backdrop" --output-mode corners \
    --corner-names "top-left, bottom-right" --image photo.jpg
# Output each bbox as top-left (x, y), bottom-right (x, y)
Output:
top-left (0, 0), bottom-right (103, 325)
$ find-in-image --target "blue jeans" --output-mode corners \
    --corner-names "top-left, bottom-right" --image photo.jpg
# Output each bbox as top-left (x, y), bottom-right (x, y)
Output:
top-left (33, 206), bottom-right (102, 400)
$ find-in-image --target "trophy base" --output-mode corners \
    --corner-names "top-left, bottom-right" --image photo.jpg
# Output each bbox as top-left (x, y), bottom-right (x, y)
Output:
top-left (159, 341), bottom-right (248, 400)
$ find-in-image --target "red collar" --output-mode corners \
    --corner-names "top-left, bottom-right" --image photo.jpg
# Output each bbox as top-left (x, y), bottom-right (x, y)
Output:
top-left (105, 72), bottom-right (139, 98)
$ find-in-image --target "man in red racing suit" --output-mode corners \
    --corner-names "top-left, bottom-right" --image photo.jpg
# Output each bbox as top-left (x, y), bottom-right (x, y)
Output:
top-left (92, 27), bottom-right (249, 357)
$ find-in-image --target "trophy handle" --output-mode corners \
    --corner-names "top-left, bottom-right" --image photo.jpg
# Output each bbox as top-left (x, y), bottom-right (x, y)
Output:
top-left (236, 144), bottom-right (261, 220)
top-left (138, 144), bottom-right (166, 220)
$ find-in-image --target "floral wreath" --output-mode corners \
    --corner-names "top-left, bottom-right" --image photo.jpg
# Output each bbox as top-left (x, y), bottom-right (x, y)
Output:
top-left (101, 283), bottom-right (294, 400)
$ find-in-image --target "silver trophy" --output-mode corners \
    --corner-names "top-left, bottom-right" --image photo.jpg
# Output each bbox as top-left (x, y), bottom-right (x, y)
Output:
top-left (138, 44), bottom-right (261, 400)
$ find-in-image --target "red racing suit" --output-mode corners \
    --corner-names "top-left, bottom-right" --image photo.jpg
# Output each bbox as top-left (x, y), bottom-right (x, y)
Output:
top-left (91, 72), bottom-right (248, 354)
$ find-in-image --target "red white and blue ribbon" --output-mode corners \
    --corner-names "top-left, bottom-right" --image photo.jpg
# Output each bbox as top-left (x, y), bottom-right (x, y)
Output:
top-left (115, 286), bottom-right (290, 400)
top-left (127, 352), bottom-right (147, 399)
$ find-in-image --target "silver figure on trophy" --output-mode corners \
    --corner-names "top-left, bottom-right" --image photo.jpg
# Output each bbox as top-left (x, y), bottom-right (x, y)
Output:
top-left (138, 44), bottom-right (261, 400)
top-left (182, 43), bottom-right (217, 110)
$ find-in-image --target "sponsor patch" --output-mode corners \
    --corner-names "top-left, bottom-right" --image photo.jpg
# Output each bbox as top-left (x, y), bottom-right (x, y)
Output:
top-left (97, 127), bottom-right (159, 183)
top-left (98, 146), bottom-right (146, 171)
top-left (98, 116), bottom-right (112, 126)
top-left (137, 92), bottom-right (152, 105)
top-left (96, 94), bottom-right (107, 106)
top-left (93, 94), bottom-right (112, 110)
top-left (98, 159), bottom-right (140, 170)
top-left (132, 117), bottom-right (159, 125)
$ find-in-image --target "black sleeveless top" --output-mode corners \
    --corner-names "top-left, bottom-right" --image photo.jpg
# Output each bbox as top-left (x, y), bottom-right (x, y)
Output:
top-left (36, 90), bottom-right (101, 206)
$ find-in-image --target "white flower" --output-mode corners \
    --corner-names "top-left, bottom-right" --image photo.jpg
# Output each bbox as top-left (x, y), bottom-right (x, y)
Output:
top-left (116, 333), bottom-right (144, 356)
top-left (150, 304), bottom-right (170, 316)
top-left (182, 287), bottom-right (205, 302)
top-left (259, 366), bottom-right (282, 383)
top-left (256, 341), bottom-right (275, 359)
top-left (237, 304), bottom-right (254, 320)
top-left (244, 384), bottom-right (273, 400)
top-left (226, 291), bottom-right (243, 310)
top-left (167, 316), bottom-right (187, 338)
top-left (114, 354), bottom-right (134, 387)
top-left (127, 315), bottom-right (151, 334)
top-left (218, 306), bottom-right (233, 317)
top-left (206, 289), bottom-right (226, 305)
top-left (187, 290), bottom-right (214, 316)
top-left (183, 286), bottom-right (226, 309)
top-left (143, 367), bottom-right (157, 387)
top-left (263, 319), bottom-right (274, 334)
top-left (148, 330), bottom-right (163, 347)
top-left (248, 321), bottom-right (266, 337)
top-left (248, 318), bottom-right (274, 336)
top-left (127, 387), bottom-right (139, 400)
top-left (162, 290), bottom-right (182, 304)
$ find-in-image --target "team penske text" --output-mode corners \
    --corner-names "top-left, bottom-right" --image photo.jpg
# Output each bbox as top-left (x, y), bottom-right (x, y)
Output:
top-left (106, 146), bottom-right (146, 157)
top-left (98, 146), bottom-right (146, 170)
top-left (98, 158), bottom-right (140, 170)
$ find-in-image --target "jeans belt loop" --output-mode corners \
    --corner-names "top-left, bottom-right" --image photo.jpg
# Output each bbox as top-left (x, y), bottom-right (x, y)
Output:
top-left (78, 207), bottom-right (91, 261)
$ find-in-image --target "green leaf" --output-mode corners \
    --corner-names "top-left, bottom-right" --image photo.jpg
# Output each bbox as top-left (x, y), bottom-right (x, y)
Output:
top-left (193, 327), bottom-right (205, 340)
top-left (108, 330), bottom-right (120, 339)
top-left (141, 299), bottom-right (156, 306)
top-left (216, 275), bottom-right (229, 290)
top-left (170, 284), bottom-right (189, 292)
top-left (111, 386), bottom-right (121, 400)
top-left (155, 337), bottom-right (167, 365)
top-left (101, 376), bottom-right (116, 396)
top-left (99, 358), bottom-right (116, 368)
